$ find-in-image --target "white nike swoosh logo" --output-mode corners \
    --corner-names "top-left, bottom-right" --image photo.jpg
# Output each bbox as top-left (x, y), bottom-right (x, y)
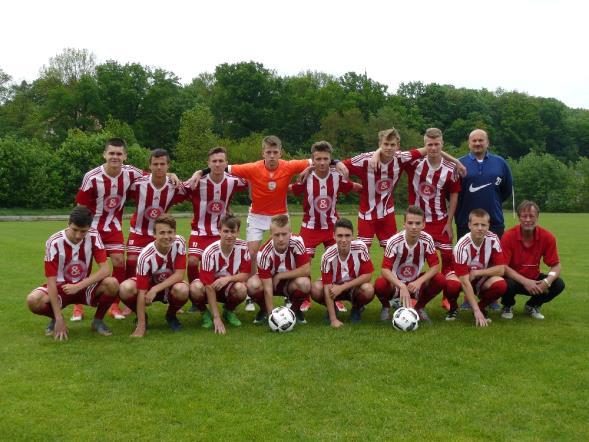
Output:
top-left (469, 183), bottom-right (493, 192)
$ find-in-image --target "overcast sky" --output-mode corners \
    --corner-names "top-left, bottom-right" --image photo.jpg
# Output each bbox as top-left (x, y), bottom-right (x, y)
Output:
top-left (3, 0), bottom-right (588, 109)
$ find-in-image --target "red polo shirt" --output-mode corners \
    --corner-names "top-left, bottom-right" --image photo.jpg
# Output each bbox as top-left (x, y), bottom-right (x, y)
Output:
top-left (501, 225), bottom-right (560, 279)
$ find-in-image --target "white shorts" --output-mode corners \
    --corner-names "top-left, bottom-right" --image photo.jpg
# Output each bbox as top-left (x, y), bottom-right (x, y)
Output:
top-left (246, 212), bottom-right (288, 242)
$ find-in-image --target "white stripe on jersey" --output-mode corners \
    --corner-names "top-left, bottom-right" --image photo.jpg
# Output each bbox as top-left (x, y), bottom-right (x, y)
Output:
top-left (383, 230), bottom-right (436, 281)
top-left (320, 240), bottom-right (371, 284)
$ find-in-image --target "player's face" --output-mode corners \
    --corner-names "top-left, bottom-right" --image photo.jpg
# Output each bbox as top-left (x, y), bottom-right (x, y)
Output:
top-left (262, 144), bottom-right (282, 170)
top-left (334, 227), bottom-right (353, 255)
top-left (66, 223), bottom-right (91, 244)
top-left (378, 138), bottom-right (399, 162)
top-left (154, 223), bottom-right (175, 250)
top-left (103, 146), bottom-right (127, 169)
top-left (208, 152), bottom-right (227, 176)
top-left (468, 215), bottom-right (490, 242)
top-left (468, 131), bottom-right (489, 157)
top-left (518, 207), bottom-right (539, 232)
top-left (425, 136), bottom-right (443, 159)
top-left (312, 151), bottom-right (331, 174)
top-left (220, 225), bottom-right (238, 248)
top-left (149, 156), bottom-right (169, 179)
top-left (404, 213), bottom-right (424, 240)
top-left (271, 224), bottom-right (291, 253)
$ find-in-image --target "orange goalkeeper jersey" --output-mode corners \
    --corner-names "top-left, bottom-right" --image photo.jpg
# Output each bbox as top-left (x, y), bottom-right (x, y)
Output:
top-left (229, 159), bottom-right (309, 215)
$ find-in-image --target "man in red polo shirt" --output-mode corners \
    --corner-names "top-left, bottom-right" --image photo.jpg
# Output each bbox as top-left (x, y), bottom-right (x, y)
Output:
top-left (500, 200), bottom-right (565, 320)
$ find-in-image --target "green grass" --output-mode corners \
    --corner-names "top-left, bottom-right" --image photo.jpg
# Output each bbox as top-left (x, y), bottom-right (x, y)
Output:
top-left (1, 214), bottom-right (588, 441)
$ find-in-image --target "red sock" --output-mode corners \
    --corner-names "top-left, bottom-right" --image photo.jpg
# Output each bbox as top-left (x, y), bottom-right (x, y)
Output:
top-left (95, 293), bottom-right (116, 320)
top-left (125, 259), bottom-right (137, 279)
top-left (444, 279), bottom-right (462, 310)
top-left (112, 265), bottom-right (126, 284)
top-left (415, 273), bottom-right (446, 309)
top-left (121, 295), bottom-right (138, 313)
top-left (290, 289), bottom-right (307, 311)
top-left (479, 280), bottom-right (507, 309)
top-left (37, 302), bottom-right (55, 319)
top-left (166, 293), bottom-right (187, 316)
top-left (374, 277), bottom-right (393, 307)
top-left (187, 265), bottom-right (199, 284)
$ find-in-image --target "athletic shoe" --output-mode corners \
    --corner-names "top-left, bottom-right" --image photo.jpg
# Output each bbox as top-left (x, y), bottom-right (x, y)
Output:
top-left (188, 303), bottom-right (200, 313)
top-left (244, 297), bottom-right (256, 312)
top-left (445, 309), bottom-right (459, 321)
top-left (201, 310), bottom-right (213, 329)
top-left (253, 310), bottom-right (267, 325)
top-left (335, 300), bottom-right (347, 312)
top-left (294, 309), bottom-right (307, 324)
top-left (501, 306), bottom-right (514, 319)
top-left (121, 306), bottom-right (133, 317)
top-left (284, 296), bottom-right (292, 309)
top-left (390, 297), bottom-right (401, 310)
top-left (223, 309), bottom-right (242, 327)
top-left (109, 304), bottom-right (126, 320)
top-left (416, 308), bottom-right (432, 324)
top-left (165, 314), bottom-right (183, 332)
top-left (350, 306), bottom-right (365, 323)
top-left (91, 319), bottom-right (113, 336)
top-left (70, 305), bottom-right (84, 321)
top-left (525, 304), bottom-right (545, 319)
top-left (489, 302), bottom-right (502, 312)
top-left (300, 299), bottom-right (312, 312)
top-left (45, 319), bottom-right (56, 336)
top-left (460, 301), bottom-right (472, 311)
top-left (380, 307), bottom-right (390, 321)
top-left (441, 297), bottom-right (451, 311)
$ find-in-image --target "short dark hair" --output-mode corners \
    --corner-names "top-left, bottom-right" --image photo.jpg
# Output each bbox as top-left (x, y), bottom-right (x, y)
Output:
top-left (469, 208), bottom-right (490, 222)
top-left (154, 214), bottom-right (176, 231)
top-left (334, 218), bottom-right (354, 233)
top-left (104, 137), bottom-right (127, 152)
top-left (220, 213), bottom-right (241, 231)
top-left (69, 206), bottom-right (93, 227)
top-left (404, 205), bottom-right (425, 220)
top-left (311, 141), bottom-right (333, 154)
top-left (517, 200), bottom-right (540, 216)
top-left (208, 146), bottom-right (228, 158)
top-left (150, 148), bottom-right (170, 163)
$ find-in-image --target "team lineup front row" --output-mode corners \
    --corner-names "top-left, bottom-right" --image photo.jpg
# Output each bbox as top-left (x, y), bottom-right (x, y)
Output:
top-left (27, 202), bottom-right (565, 339)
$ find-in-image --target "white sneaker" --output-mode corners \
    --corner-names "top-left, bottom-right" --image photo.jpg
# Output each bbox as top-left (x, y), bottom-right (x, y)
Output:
top-left (525, 304), bottom-right (545, 319)
top-left (380, 307), bottom-right (390, 321)
top-left (335, 300), bottom-right (347, 313)
top-left (244, 297), bottom-right (256, 312)
top-left (501, 306), bottom-right (514, 319)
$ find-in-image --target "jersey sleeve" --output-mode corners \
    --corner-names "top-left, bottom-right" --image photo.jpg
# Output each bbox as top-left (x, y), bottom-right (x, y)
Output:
top-left (44, 240), bottom-right (59, 278)
top-left (257, 250), bottom-right (273, 279)
top-left (453, 246), bottom-right (470, 277)
top-left (92, 234), bottom-right (107, 264)
top-left (135, 257), bottom-right (151, 290)
top-left (239, 250), bottom-right (252, 274)
top-left (426, 251), bottom-right (440, 268)
top-left (542, 232), bottom-right (560, 267)
top-left (286, 159), bottom-right (311, 176)
top-left (500, 231), bottom-right (515, 265)
top-left (359, 259), bottom-right (374, 276)
top-left (338, 178), bottom-right (354, 195)
top-left (320, 254), bottom-right (333, 285)
top-left (295, 250), bottom-right (310, 267)
top-left (228, 162), bottom-right (258, 180)
top-left (290, 181), bottom-right (305, 196)
top-left (381, 240), bottom-right (396, 269)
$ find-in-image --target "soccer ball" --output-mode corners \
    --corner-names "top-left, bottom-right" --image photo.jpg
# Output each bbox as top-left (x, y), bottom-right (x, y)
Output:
top-left (392, 307), bottom-right (420, 332)
top-left (268, 307), bottom-right (296, 333)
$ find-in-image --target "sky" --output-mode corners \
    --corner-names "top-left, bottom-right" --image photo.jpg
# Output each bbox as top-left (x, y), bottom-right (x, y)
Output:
top-left (2, 0), bottom-right (588, 109)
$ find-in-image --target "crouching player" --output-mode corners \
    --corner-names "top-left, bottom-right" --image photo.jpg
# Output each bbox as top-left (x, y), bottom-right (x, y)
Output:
top-left (189, 215), bottom-right (251, 334)
top-left (247, 215), bottom-right (311, 325)
top-left (311, 218), bottom-right (374, 328)
top-left (444, 209), bottom-right (507, 326)
top-left (26, 206), bottom-right (118, 340)
top-left (374, 206), bottom-right (446, 322)
top-left (119, 214), bottom-right (189, 337)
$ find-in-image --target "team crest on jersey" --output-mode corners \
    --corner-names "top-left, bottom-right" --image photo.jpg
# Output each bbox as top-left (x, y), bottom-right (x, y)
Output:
top-left (313, 195), bottom-right (333, 213)
top-left (268, 181), bottom-right (276, 191)
top-left (397, 263), bottom-right (419, 282)
top-left (64, 260), bottom-right (87, 283)
top-left (154, 269), bottom-right (172, 283)
top-left (145, 206), bottom-right (163, 220)
top-left (207, 200), bottom-right (226, 215)
top-left (375, 178), bottom-right (394, 194)
top-left (418, 182), bottom-right (436, 199)
top-left (104, 195), bottom-right (122, 211)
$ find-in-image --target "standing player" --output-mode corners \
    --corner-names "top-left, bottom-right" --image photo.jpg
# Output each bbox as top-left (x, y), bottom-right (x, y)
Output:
top-left (500, 201), bottom-right (565, 320)
top-left (189, 215), bottom-right (251, 334)
top-left (444, 209), bottom-right (507, 326)
top-left (247, 215), bottom-right (311, 325)
top-left (374, 206), bottom-right (446, 322)
top-left (311, 218), bottom-right (375, 328)
top-left (26, 206), bottom-right (119, 340)
top-left (119, 214), bottom-right (189, 337)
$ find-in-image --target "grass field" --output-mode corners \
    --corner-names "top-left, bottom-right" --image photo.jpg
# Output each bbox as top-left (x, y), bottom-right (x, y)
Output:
top-left (1, 213), bottom-right (588, 441)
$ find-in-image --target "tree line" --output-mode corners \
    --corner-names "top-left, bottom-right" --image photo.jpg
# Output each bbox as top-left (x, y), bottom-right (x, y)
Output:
top-left (1, 48), bottom-right (588, 211)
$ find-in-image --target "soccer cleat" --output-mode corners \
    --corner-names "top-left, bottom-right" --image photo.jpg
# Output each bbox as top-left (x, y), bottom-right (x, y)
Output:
top-left (253, 310), bottom-right (268, 325)
top-left (300, 299), bottom-right (312, 312)
top-left (501, 306), bottom-right (514, 319)
top-left (91, 319), bottom-right (113, 336)
top-left (109, 304), bottom-right (126, 320)
top-left (416, 308), bottom-right (432, 324)
top-left (45, 319), bottom-right (56, 336)
top-left (445, 309), bottom-right (459, 321)
top-left (460, 301), bottom-right (472, 311)
top-left (294, 309), bottom-right (307, 325)
top-left (350, 306), bottom-right (365, 323)
top-left (201, 310), bottom-right (213, 329)
top-left (441, 297), bottom-right (451, 311)
top-left (244, 297), bottom-right (256, 312)
top-left (380, 307), bottom-right (390, 321)
top-left (335, 300), bottom-right (347, 312)
top-left (70, 305), bottom-right (84, 321)
top-left (284, 296), bottom-right (292, 309)
top-left (525, 304), bottom-right (545, 319)
top-left (222, 308), bottom-right (242, 327)
top-left (165, 314), bottom-right (183, 332)
top-left (489, 302), bottom-right (502, 312)
top-left (390, 297), bottom-right (401, 310)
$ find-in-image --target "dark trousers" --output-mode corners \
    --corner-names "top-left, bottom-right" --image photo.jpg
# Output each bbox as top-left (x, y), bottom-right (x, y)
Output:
top-left (501, 274), bottom-right (565, 308)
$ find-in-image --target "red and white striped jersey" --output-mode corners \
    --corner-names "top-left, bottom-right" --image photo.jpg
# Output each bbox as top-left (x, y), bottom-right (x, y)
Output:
top-left (382, 230), bottom-right (439, 282)
top-left (128, 175), bottom-right (187, 236)
top-left (44, 228), bottom-right (107, 284)
top-left (185, 173), bottom-right (248, 236)
top-left (291, 170), bottom-right (354, 230)
top-left (200, 239), bottom-right (252, 285)
top-left (406, 158), bottom-right (461, 223)
top-left (135, 236), bottom-right (187, 290)
top-left (453, 232), bottom-right (505, 277)
top-left (76, 164), bottom-right (144, 232)
top-left (257, 235), bottom-right (310, 279)
top-left (344, 149), bottom-right (421, 220)
top-left (320, 240), bottom-right (374, 285)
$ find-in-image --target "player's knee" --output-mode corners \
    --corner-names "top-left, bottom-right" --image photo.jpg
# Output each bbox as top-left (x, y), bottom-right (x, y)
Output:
top-left (360, 283), bottom-right (375, 298)
top-left (110, 253), bottom-right (125, 267)
top-left (247, 276), bottom-right (262, 293)
top-left (232, 282), bottom-right (247, 300)
top-left (101, 277), bottom-right (119, 295)
top-left (189, 280), bottom-right (204, 299)
top-left (118, 279), bottom-right (137, 300)
top-left (374, 277), bottom-right (390, 298)
top-left (294, 277), bottom-right (311, 293)
top-left (26, 291), bottom-right (46, 313)
top-left (172, 283), bottom-right (189, 301)
top-left (310, 282), bottom-right (324, 304)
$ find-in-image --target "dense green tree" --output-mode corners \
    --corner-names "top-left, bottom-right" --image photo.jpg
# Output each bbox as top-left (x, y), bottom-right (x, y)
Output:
top-left (40, 48), bottom-right (96, 84)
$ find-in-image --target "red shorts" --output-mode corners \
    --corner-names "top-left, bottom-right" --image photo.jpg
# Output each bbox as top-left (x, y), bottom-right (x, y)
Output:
top-left (126, 232), bottom-right (155, 256)
top-left (424, 220), bottom-right (453, 274)
top-left (99, 230), bottom-right (125, 255)
top-left (299, 226), bottom-right (335, 257)
top-left (188, 234), bottom-right (220, 258)
top-left (202, 282), bottom-right (240, 303)
top-left (36, 283), bottom-right (100, 307)
top-left (374, 273), bottom-right (426, 300)
top-left (357, 213), bottom-right (397, 248)
top-left (129, 277), bottom-right (189, 303)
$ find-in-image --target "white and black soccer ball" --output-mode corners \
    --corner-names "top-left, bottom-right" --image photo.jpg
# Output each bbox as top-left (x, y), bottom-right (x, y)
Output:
top-left (392, 307), bottom-right (420, 332)
top-left (268, 306), bottom-right (296, 333)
